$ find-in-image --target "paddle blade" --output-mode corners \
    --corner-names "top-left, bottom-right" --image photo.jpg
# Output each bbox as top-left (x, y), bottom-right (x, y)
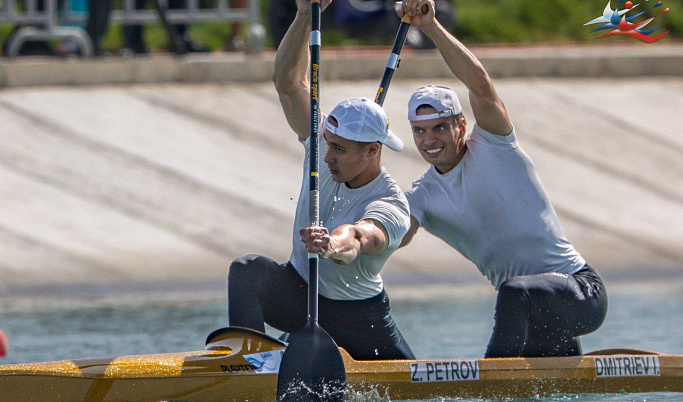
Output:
top-left (276, 321), bottom-right (346, 401)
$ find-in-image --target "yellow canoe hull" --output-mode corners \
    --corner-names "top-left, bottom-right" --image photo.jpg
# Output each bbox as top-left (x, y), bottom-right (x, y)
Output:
top-left (0, 328), bottom-right (681, 401)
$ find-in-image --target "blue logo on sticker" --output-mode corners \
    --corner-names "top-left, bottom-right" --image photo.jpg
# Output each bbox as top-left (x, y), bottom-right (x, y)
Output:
top-left (245, 352), bottom-right (278, 372)
top-left (246, 357), bottom-right (263, 370)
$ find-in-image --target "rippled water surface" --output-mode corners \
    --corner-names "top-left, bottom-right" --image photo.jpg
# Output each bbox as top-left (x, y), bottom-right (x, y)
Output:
top-left (0, 280), bottom-right (681, 401)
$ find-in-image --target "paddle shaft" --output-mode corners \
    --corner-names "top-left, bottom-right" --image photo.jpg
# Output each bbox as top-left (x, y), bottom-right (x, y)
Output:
top-left (308, 0), bottom-right (321, 323)
top-left (276, 4), bottom-right (347, 399)
top-left (375, 3), bottom-right (429, 106)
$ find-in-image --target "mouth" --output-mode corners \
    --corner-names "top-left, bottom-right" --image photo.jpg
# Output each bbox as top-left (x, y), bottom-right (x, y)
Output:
top-left (424, 147), bottom-right (444, 156)
top-left (328, 166), bottom-right (339, 175)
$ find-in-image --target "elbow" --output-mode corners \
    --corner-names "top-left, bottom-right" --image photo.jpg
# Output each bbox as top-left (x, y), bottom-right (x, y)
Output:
top-left (272, 74), bottom-right (289, 94)
top-left (469, 70), bottom-right (496, 100)
top-left (362, 229), bottom-right (388, 255)
top-left (272, 71), bottom-right (289, 94)
top-left (272, 72), bottom-right (303, 96)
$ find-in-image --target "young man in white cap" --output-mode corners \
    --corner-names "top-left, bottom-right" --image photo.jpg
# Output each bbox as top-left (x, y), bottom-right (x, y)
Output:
top-left (227, 0), bottom-right (415, 361)
top-left (398, 0), bottom-right (608, 358)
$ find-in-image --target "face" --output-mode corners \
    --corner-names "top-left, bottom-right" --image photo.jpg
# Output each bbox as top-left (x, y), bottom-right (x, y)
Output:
top-left (411, 106), bottom-right (467, 174)
top-left (322, 119), bottom-right (380, 188)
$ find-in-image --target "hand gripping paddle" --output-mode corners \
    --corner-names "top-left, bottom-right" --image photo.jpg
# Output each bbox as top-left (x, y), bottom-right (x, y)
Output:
top-left (276, 1), bottom-right (347, 401)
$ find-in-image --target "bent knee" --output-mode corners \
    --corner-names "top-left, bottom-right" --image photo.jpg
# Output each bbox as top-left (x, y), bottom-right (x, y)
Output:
top-left (230, 254), bottom-right (266, 269)
top-left (228, 254), bottom-right (267, 282)
top-left (496, 276), bottom-right (537, 310)
top-left (499, 276), bottom-right (533, 296)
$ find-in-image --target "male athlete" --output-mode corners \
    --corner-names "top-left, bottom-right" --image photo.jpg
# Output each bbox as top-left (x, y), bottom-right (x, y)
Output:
top-left (227, 0), bottom-right (415, 361)
top-left (398, 0), bottom-right (608, 357)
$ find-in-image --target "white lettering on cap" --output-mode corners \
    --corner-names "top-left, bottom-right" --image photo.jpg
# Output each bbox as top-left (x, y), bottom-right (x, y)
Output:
top-left (411, 109), bottom-right (456, 122)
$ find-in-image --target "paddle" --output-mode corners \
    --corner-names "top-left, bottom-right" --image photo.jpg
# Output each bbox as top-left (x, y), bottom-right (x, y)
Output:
top-left (375, 2), bottom-right (429, 106)
top-left (275, 1), bottom-right (429, 351)
top-left (276, 1), bottom-right (347, 401)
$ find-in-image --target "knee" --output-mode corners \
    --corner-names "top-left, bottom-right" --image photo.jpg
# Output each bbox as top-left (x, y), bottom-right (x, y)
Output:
top-left (228, 254), bottom-right (265, 285)
top-left (496, 276), bottom-right (534, 310)
top-left (499, 276), bottom-right (532, 298)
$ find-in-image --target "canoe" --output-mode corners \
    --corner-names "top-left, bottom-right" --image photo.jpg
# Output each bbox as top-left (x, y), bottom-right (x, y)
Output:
top-left (0, 327), bottom-right (681, 401)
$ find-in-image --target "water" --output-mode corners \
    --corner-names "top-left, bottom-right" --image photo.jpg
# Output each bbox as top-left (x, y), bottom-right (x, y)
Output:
top-left (0, 281), bottom-right (681, 401)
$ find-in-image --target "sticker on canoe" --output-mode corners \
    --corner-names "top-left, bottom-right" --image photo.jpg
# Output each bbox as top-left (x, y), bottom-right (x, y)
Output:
top-left (594, 355), bottom-right (661, 377)
top-left (410, 360), bottom-right (480, 383)
top-left (243, 350), bottom-right (285, 374)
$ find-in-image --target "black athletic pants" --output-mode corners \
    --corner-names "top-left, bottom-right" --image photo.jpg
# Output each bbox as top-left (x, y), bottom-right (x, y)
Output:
top-left (227, 254), bottom-right (415, 361)
top-left (123, 0), bottom-right (189, 54)
top-left (485, 265), bottom-right (608, 358)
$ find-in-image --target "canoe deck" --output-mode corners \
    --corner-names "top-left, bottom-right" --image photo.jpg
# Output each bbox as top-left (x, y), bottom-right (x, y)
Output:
top-left (0, 327), bottom-right (681, 401)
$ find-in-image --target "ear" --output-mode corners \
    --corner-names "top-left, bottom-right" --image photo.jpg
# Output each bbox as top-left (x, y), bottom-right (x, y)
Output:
top-left (458, 116), bottom-right (467, 131)
top-left (366, 142), bottom-right (381, 159)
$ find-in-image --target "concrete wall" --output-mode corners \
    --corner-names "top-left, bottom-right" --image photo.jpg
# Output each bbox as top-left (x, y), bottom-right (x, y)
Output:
top-left (2, 44), bottom-right (683, 88)
top-left (0, 47), bottom-right (682, 294)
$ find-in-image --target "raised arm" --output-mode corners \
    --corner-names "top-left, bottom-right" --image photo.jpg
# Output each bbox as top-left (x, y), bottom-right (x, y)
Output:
top-left (400, 0), bottom-right (512, 136)
top-left (273, 0), bottom-right (331, 141)
top-left (300, 219), bottom-right (390, 265)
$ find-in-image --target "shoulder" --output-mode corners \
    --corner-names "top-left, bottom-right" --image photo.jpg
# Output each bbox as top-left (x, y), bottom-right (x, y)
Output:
top-left (404, 168), bottom-right (437, 220)
top-left (469, 123), bottom-right (517, 148)
top-left (364, 170), bottom-right (409, 216)
top-left (374, 168), bottom-right (407, 201)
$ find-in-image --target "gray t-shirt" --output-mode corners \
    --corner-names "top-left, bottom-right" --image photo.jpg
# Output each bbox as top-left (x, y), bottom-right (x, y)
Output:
top-left (290, 132), bottom-right (410, 300)
top-left (406, 124), bottom-right (585, 289)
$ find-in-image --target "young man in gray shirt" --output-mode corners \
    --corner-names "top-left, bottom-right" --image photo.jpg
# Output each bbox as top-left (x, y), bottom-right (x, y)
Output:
top-left (398, 0), bottom-right (607, 358)
top-left (227, 0), bottom-right (414, 361)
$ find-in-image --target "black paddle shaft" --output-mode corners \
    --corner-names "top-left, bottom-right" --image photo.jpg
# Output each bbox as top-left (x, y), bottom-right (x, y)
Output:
top-left (276, 2), bottom-right (347, 400)
top-left (375, 21), bottom-right (409, 106)
top-left (308, 0), bottom-right (321, 323)
top-left (375, 3), bottom-right (429, 106)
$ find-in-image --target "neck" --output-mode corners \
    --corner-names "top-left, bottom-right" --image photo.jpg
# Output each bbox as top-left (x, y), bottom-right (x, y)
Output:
top-left (435, 145), bottom-right (467, 175)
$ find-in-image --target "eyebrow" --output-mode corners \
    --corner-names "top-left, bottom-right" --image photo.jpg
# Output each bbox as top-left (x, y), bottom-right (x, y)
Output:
top-left (323, 132), bottom-right (346, 150)
top-left (412, 121), bottom-right (450, 129)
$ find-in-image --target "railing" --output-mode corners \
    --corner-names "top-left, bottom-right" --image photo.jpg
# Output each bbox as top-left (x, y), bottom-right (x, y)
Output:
top-left (0, 0), bottom-right (264, 57)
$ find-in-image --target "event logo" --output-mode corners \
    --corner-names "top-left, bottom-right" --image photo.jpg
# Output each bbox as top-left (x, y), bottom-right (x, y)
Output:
top-left (243, 350), bottom-right (285, 374)
top-left (584, 0), bottom-right (671, 43)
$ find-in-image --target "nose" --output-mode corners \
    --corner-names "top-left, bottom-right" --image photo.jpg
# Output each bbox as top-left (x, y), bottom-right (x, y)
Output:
top-left (423, 130), bottom-right (437, 145)
top-left (324, 147), bottom-right (335, 165)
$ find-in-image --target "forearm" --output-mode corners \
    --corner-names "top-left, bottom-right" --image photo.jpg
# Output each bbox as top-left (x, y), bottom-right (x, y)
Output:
top-left (328, 221), bottom-right (387, 264)
top-left (273, 12), bottom-right (310, 94)
top-left (326, 225), bottom-right (362, 264)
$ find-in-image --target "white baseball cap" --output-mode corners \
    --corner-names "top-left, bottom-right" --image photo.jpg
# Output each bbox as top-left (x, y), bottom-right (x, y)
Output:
top-left (408, 85), bottom-right (463, 121)
top-left (325, 97), bottom-right (404, 152)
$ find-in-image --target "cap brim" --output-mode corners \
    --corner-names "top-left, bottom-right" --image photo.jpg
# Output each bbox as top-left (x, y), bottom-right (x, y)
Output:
top-left (384, 130), bottom-right (404, 152)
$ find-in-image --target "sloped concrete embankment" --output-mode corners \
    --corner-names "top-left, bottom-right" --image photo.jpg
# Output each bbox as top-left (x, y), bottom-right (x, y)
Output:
top-left (0, 50), bottom-right (682, 294)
